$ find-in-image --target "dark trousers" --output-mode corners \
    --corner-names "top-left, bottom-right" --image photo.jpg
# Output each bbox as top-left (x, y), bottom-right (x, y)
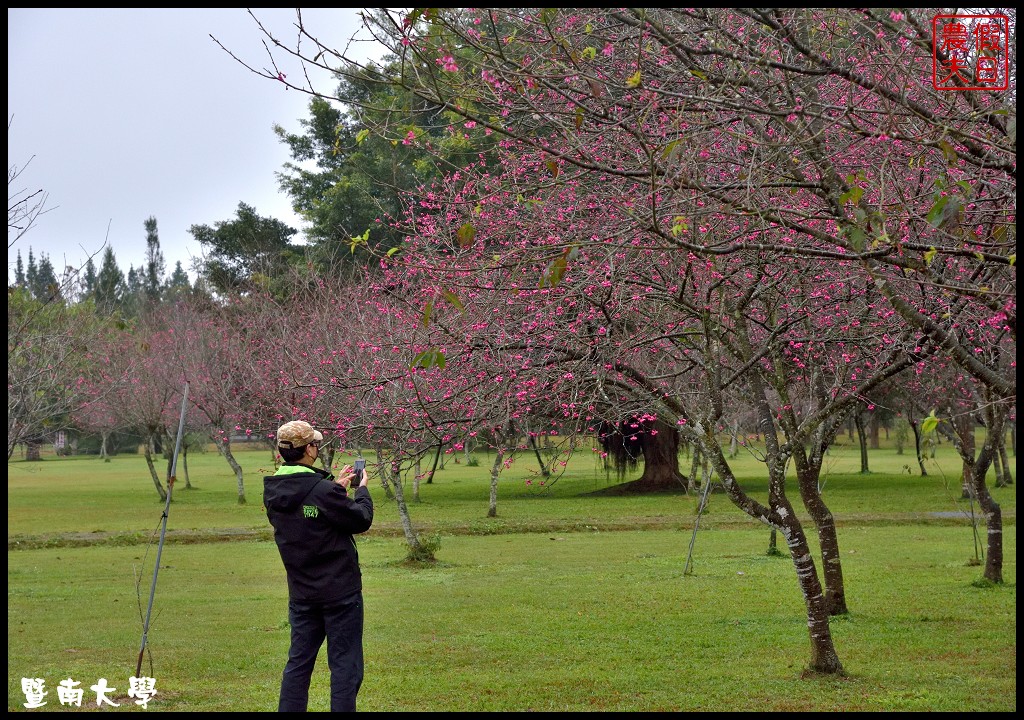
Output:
top-left (278, 593), bottom-right (364, 712)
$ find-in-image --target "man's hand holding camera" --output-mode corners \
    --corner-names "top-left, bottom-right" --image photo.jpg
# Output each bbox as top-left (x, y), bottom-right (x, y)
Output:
top-left (336, 459), bottom-right (368, 490)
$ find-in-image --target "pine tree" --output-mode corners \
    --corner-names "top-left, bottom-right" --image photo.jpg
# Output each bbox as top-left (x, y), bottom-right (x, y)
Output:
top-left (28, 251), bottom-right (59, 302)
top-left (95, 247), bottom-right (124, 314)
top-left (14, 250), bottom-right (26, 287)
top-left (166, 261), bottom-right (192, 298)
top-left (143, 216), bottom-right (166, 302)
top-left (82, 258), bottom-right (98, 299)
top-left (26, 248), bottom-right (38, 292)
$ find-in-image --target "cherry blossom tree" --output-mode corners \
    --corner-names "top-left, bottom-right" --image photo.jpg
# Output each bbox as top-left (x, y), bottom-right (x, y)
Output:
top-left (236, 6), bottom-right (1015, 674)
top-left (230, 276), bottom-right (459, 559)
top-left (101, 321), bottom-right (185, 501)
top-left (159, 298), bottom-right (259, 504)
top-left (910, 357), bottom-right (1013, 583)
top-left (73, 324), bottom-right (138, 461)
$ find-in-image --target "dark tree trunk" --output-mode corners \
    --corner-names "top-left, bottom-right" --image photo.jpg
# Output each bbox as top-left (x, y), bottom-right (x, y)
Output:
top-left (992, 445), bottom-right (1007, 488)
top-left (707, 313), bottom-right (844, 674)
top-left (996, 441), bottom-right (1012, 486)
top-left (25, 440), bottom-right (42, 461)
top-left (855, 413), bottom-right (870, 473)
top-left (944, 410), bottom-right (1005, 584)
top-left (598, 419), bottom-right (642, 483)
top-left (702, 441), bottom-right (844, 674)
top-left (909, 419), bottom-right (928, 476)
top-left (419, 438), bottom-right (444, 483)
top-left (213, 433), bottom-right (246, 505)
top-left (424, 442), bottom-right (443, 484)
top-left (994, 429), bottom-right (1012, 487)
top-left (766, 528), bottom-right (785, 556)
top-left (948, 415), bottom-right (976, 499)
top-left (688, 443), bottom-right (702, 493)
top-left (635, 418), bottom-right (687, 490)
top-left (529, 433), bottom-right (551, 477)
top-left (599, 417), bottom-right (687, 491)
top-left (781, 513), bottom-right (844, 672)
top-left (972, 440), bottom-right (1004, 584)
top-left (143, 430), bottom-right (168, 501)
top-left (794, 458), bottom-right (848, 615)
top-left (182, 443), bottom-right (192, 488)
top-left (165, 436), bottom-right (191, 490)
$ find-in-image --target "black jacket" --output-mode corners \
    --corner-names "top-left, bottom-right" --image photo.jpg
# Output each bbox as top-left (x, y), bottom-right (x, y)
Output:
top-left (263, 463), bottom-right (374, 603)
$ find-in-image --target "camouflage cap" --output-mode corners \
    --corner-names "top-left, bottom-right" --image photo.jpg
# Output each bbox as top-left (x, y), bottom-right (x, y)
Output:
top-left (276, 420), bottom-right (324, 449)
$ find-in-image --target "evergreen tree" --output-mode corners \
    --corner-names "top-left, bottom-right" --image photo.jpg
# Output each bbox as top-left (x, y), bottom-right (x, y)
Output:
top-left (123, 265), bottom-right (145, 316)
top-left (273, 66), bottom-right (499, 278)
top-left (26, 248), bottom-right (37, 293)
top-left (126, 266), bottom-right (141, 293)
top-left (143, 216), bottom-right (166, 302)
top-left (28, 251), bottom-right (59, 302)
top-left (165, 260), bottom-right (192, 300)
top-left (94, 247), bottom-right (124, 314)
top-left (82, 258), bottom-right (98, 299)
top-left (14, 250), bottom-right (26, 287)
top-left (189, 202), bottom-right (298, 295)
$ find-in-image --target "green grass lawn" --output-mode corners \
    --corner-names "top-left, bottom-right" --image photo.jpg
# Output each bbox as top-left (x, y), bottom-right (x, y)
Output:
top-left (7, 438), bottom-right (1014, 539)
top-left (7, 439), bottom-right (1016, 711)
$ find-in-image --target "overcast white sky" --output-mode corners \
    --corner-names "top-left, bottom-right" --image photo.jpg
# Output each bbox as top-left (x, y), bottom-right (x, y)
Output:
top-left (8, 8), bottom-right (381, 285)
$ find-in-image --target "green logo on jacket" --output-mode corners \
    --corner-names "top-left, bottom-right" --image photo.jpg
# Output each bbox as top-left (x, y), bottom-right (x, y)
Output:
top-left (302, 505), bottom-right (319, 518)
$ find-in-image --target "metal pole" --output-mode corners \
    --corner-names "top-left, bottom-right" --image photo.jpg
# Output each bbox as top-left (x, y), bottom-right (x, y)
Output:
top-left (136, 382), bottom-right (189, 677)
top-left (683, 475), bottom-right (715, 576)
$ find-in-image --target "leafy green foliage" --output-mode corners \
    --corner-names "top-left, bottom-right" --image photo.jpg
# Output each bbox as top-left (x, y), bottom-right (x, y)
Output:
top-left (411, 348), bottom-right (446, 369)
top-left (272, 56), bottom-right (503, 277)
top-left (188, 202), bottom-right (298, 295)
top-left (920, 410), bottom-right (940, 436)
top-left (539, 245), bottom-right (579, 288)
top-left (23, 248), bottom-right (60, 302)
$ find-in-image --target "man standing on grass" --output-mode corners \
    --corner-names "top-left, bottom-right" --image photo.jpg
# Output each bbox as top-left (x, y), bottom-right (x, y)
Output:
top-left (263, 420), bottom-right (374, 712)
